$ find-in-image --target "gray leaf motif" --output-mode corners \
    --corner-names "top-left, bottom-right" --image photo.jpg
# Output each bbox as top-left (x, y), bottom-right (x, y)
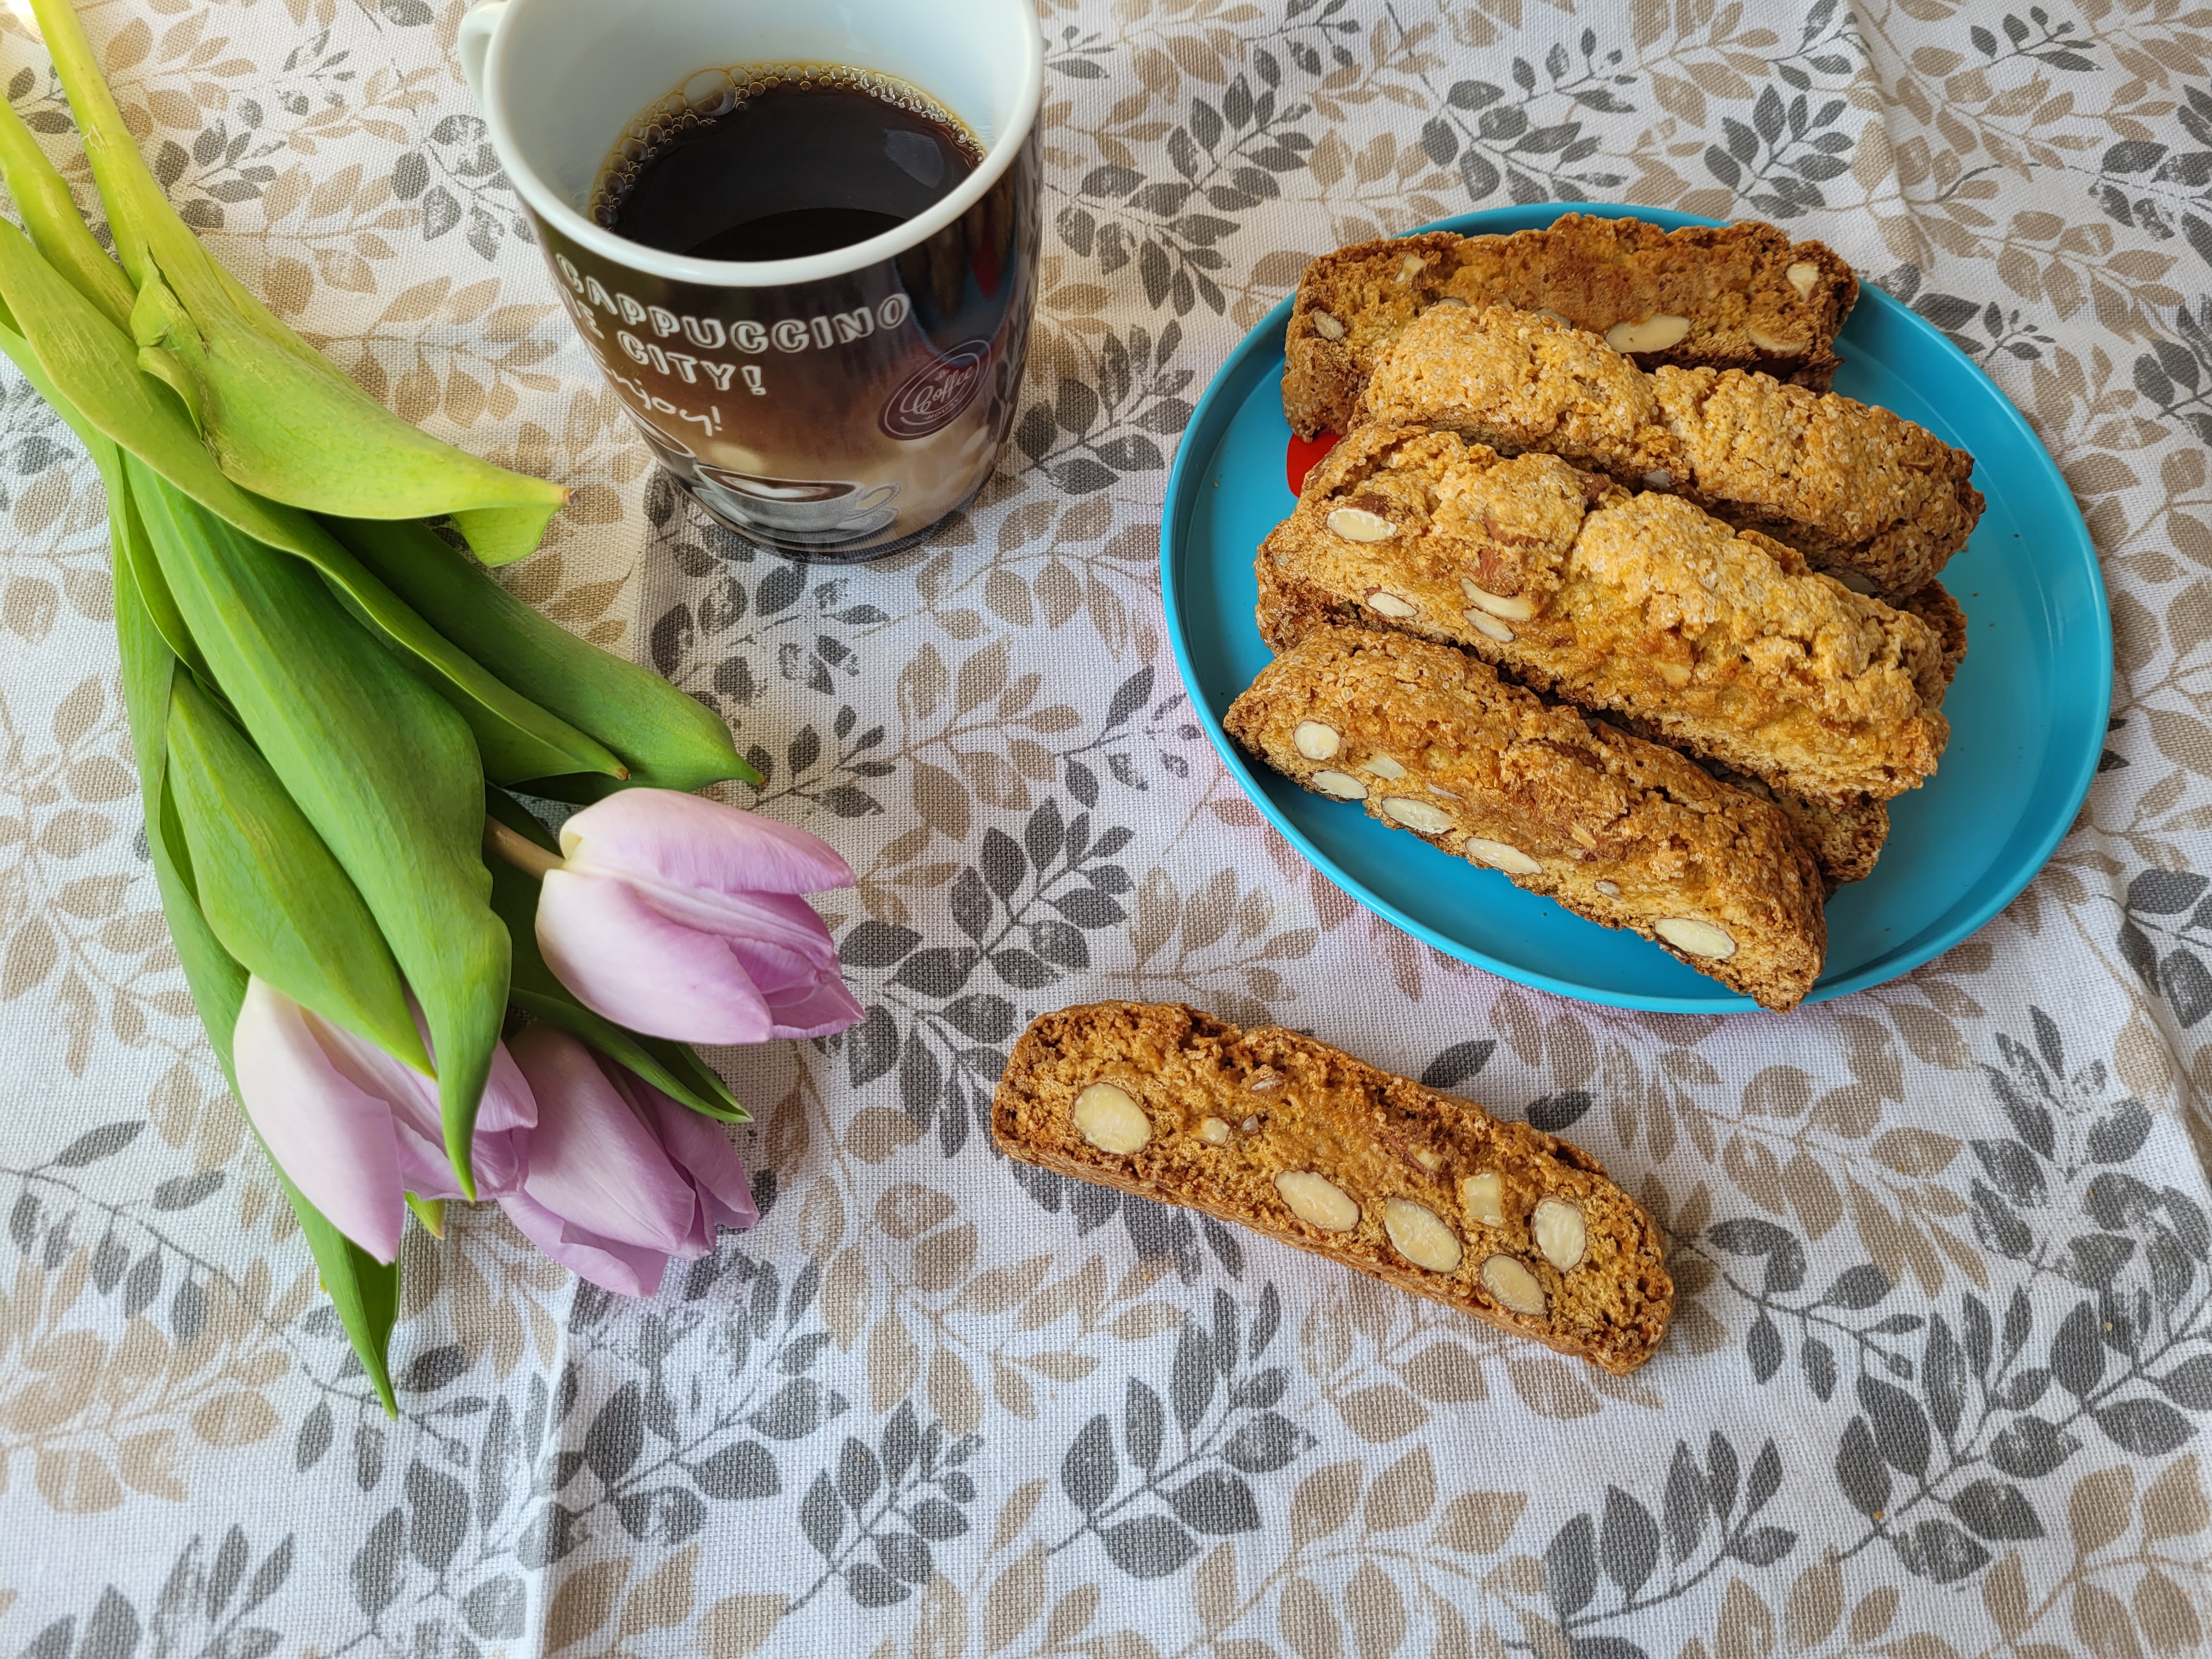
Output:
top-left (1952, 1479), bottom-right (2044, 1541)
top-left (1099, 1514), bottom-right (1199, 1579)
top-left (1544, 1513), bottom-right (1598, 1617)
top-left (1600, 1485), bottom-right (1660, 1595)
top-left (1164, 1469), bottom-right (1259, 1536)
top-left (1062, 1414), bottom-right (1118, 1513)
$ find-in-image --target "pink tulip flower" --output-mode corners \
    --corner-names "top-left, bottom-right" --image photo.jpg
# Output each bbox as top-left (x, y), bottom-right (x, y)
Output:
top-left (530, 791), bottom-right (864, 1045)
top-left (234, 982), bottom-right (758, 1295)
top-left (232, 975), bottom-right (536, 1265)
top-left (501, 1024), bottom-right (758, 1296)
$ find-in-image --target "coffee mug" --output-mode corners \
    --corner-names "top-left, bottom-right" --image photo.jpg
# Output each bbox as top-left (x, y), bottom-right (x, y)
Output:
top-left (458, 0), bottom-right (1043, 562)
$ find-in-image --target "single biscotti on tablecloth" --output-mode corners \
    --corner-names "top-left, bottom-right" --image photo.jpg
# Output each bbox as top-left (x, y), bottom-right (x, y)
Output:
top-left (1354, 304), bottom-right (1984, 601)
top-left (1224, 625), bottom-right (1827, 1008)
top-left (1283, 213), bottom-right (1856, 437)
top-left (1257, 426), bottom-right (1950, 808)
top-left (993, 1001), bottom-right (1675, 1373)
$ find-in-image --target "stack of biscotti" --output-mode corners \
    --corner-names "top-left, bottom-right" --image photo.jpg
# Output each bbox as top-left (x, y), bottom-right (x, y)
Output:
top-left (994, 1002), bottom-right (1674, 1372)
top-left (1220, 217), bottom-right (1974, 998)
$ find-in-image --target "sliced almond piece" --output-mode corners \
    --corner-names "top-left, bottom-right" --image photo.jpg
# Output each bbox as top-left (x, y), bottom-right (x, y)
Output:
top-left (1747, 325), bottom-right (1808, 355)
top-left (1293, 720), bottom-right (1342, 760)
top-left (1364, 753), bottom-right (1407, 780)
top-left (1786, 261), bottom-right (1820, 301)
top-left (1460, 1171), bottom-right (1506, 1227)
top-left (1365, 588), bottom-right (1419, 618)
top-left (1330, 507), bottom-right (1397, 543)
top-left (1197, 1115), bottom-right (1233, 1146)
top-left (1399, 253), bottom-right (1425, 279)
top-left (1310, 770), bottom-right (1368, 801)
top-left (1384, 1198), bottom-right (1463, 1273)
top-left (1532, 1197), bottom-right (1588, 1270)
top-left (1410, 1146), bottom-right (1444, 1172)
top-left (1277, 1170), bottom-right (1359, 1231)
top-left (1459, 577), bottom-right (1536, 622)
top-left (1468, 838), bottom-right (1542, 876)
top-left (1246, 1067), bottom-right (1283, 1094)
top-left (1430, 295), bottom-right (1468, 308)
top-left (1481, 1254), bottom-right (1547, 1318)
top-left (1311, 308), bottom-right (1347, 341)
top-left (1654, 916), bottom-right (1737, 960)
top-left (1463, 608), bottom-right (1515, 644)
top-left (1073, 1082), bottom-right (1150, 1155)
top-left (1381, 797), bottom-right (1454, 834)
top-left (1594, 879), bottom-right (1621, 898)
top-left (1605, 314), bottom-right (1691, 354)
top-left (1832, 569), bottom-right (1880, 596)
top-left (1643, 469), bottom-right (1674, 489)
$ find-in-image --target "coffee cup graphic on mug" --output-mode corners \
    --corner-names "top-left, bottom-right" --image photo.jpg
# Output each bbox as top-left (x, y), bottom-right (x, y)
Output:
top-left (458, 0), bottom-right (1043, 563)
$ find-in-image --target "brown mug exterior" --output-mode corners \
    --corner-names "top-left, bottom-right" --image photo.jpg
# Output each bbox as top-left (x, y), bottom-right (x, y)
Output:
top-left (528, 125), bottom-right (1040, 562)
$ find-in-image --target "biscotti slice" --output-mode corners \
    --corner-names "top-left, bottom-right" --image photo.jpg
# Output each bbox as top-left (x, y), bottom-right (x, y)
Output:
top-left (1226, 625), bottom-right (1827, 1008)
top-left (1284, 213), bottom-right (1855, 436)
top-left (994, 1001), bottom-right (1674, 1373)
top-left (1356, 304), bottom-right (1983, 600)
top-left (1259, 425), bottom-right (1950, 808)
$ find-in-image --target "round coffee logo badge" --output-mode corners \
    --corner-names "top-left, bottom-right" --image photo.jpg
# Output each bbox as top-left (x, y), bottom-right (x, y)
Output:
top-left (880, 338), bottom-right (992, 440)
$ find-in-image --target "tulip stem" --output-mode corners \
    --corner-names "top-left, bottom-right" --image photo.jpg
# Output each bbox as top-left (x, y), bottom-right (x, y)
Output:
top-left (483, 815), bottom-right (562, 881)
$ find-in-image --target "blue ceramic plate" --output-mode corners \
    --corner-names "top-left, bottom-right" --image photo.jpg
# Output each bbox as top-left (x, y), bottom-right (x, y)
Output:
top-left (1161, 205), bottom-right (2111, 1012)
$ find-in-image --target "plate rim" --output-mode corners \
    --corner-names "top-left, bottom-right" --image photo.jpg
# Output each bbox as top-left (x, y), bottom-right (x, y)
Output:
top-left (1159, 202), bottom-right (2113, 1013)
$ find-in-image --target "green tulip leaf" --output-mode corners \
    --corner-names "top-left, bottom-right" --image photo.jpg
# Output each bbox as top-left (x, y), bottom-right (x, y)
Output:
top-left (167, 671), bottom-right (430, 1073)
top-left (26, 0), bottom-right (566, 564)
top-left (0, 218), bottom-right (622, 784)
top-left (332, 516), bottom-right (760, 792)
top-left (133, 457), bottom-right (510, 1194)
top-left (112, 481), bottom-right (400, 1415)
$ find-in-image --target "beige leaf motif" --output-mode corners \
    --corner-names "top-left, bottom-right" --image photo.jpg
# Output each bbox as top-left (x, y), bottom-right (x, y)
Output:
top-left (618, 1543), bottom-right (697, 1636)
top-left (1435, 1491), bottom-right (1526, 1555)
top-left (1290, 1460), bottom-right (1364, 1546)
top-left (1505, 1357), bottom-right (1600, 1421)
top-left (983, 1542), bottom-right (1047, 1652)
top-left (2141, 1453), bottom-right (2210, 1538)
top-left (699, 1593), bottom-right (786, 1659)
top-left (1364, 1446), bottom-right (1437, 1531)
top-left (545, 1557), bottom-right (628, 1652)
top-left (1194, 1541), bottom-right (1237, 1630)
top-left (2070, 1465), bottom-right (2136, 1554)
top-left (1278, 1574), bottom-right (1343, 1659)
top-left (1335, 1382), bottom-right (1428, 1442)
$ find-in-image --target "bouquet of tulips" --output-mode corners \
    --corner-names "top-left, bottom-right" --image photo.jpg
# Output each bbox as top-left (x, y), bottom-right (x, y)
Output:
top-left (0, 0), bottom-right (862, 1409)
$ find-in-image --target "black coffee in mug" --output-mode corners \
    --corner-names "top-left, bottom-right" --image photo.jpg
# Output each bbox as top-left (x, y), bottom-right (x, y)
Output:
top-left (592, 65), bottom-right (983, 262)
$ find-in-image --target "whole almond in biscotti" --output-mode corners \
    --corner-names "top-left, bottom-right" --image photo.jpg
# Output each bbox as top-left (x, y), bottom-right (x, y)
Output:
top-left (992, 1001), bottom-right (1675, 1374)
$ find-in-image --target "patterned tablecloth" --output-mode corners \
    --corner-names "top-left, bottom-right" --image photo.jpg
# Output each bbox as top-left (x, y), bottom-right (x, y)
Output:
top-left (4, 0), bottom-right (2212, 1653)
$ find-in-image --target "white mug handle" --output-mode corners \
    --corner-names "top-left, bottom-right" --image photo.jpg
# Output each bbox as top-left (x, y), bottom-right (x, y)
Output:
top-left (853, 483), bottom-right (899, 512)
top-left (456, 0), bottom-right (507, 106)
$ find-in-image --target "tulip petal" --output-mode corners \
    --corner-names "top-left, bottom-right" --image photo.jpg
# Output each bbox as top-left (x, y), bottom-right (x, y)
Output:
top-left (233, 977), bottom-right (405, 1262)
top-left (507, 1024), bottom-right (699, 1251)
top-left (498, 1191), bottom-right (670, 1297)
top-left (759, 973), bottom-right (866, 1040)
top-left (630, 888), bottom-right (842, 979)
top-left (638, 1086), bottom-right (759, 1236)
top-left (537, 868), bottom-right (775, 1044)
top-left (562, 789), bottom-right (853, 897)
